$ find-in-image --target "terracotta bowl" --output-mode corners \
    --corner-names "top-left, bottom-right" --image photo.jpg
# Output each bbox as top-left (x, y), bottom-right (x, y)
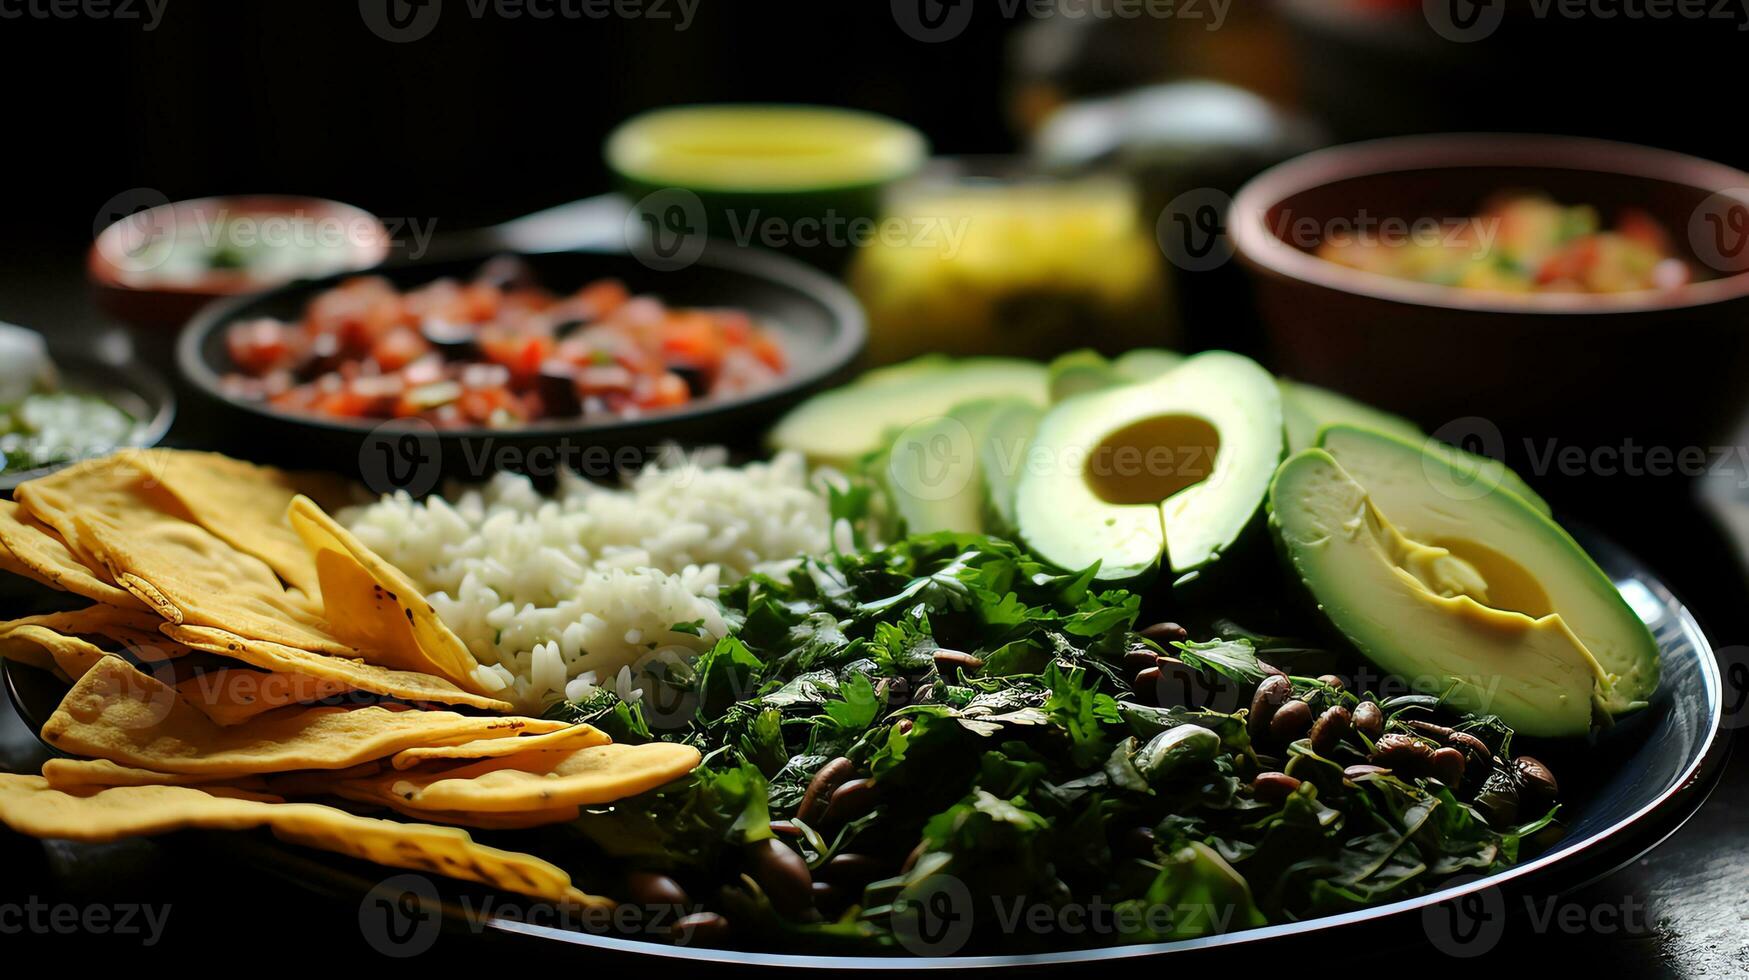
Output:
top-left (1231, 135), bottom-right (1749, 452)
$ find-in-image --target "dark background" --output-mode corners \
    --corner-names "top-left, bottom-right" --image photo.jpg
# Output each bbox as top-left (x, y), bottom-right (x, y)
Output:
top-left (0, 1), bottom-right (1746, 974)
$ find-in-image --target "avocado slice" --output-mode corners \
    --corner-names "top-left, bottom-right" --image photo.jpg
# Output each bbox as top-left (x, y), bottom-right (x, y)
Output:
top-left (1279, 379), bottom-right (1422, 454)
top-left (1016, 351), bottom-right (1284, 582)
top-left (880, 401), bottom-right (1001, 535)
top-left (1317, 424), bottom-right (1656, 712)
top-left (977, 399), bottom-right (1043, 538)
top-left (1046, 348), bottom-right (1186, 403)
top-left (1317, 423), bottom-right (1550, 517)
top-left (1269, 449), bottom-right (1610, 737)
top-left (1048, 350), bottom-right (1119, 402)
top-left (769, 357), bottom-right (1049, 467)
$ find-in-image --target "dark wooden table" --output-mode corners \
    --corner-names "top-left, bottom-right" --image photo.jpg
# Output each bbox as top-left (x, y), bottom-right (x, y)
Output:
top-left (0, 247), bottom-right (1743, 975)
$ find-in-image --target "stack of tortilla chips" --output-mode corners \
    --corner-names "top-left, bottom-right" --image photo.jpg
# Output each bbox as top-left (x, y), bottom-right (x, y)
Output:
top-left (0, 450), bottom-right (700, 908)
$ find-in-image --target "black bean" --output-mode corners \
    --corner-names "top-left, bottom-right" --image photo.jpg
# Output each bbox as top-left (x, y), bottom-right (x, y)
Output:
top-left (769, 820), bottom-right (802, 838)
top-left (817, 852), bottom-right (885, 886)
top-left (1253, 771), bottom-right (1301, 804)
top-left (626, 870), bottom-right (689, 910)
top-left (1249, 674), bottom-right (1293, 739)
top-left (1133, 666), bottom-right (1162, 703)
top-left (1429, 747), bottom-right (1467, 786)
top-left (535, 362), bottom-right (582, 417)
top-left (1316, 674), bottom-right (1345, 691)
top-left (1343, 764), bottom-right (1389, 780)
top-left (1514, 756), bottom-right (1560, 808)
top-left (1371, 732), bottom-right (1434, 772)
top-left (747, 839), bottom-right (813, 918)
top-left (1309, 704), bottom-right (1352, 755)
top-left (1474, 767), bottom-right (1522, 826)
top-left (1352, 701), bottom-right (1385, 740)
top-left (1406, 719), bottom-right (1456, 741)
top-left (1269, 699), bottom-right (1314, 742)
top-left (1124, 648), bottom-right (1161, 673)
top-left (1139, 621), bottom-right (1189, 643)
top-left (672, 911), bottom-right (730, 947)
top-left (1448, 731), bottom-right (1492, 762)
top-left (823, 778), bottom-right (879, 827)
top-left (797, 757), bottom-right (854, 825)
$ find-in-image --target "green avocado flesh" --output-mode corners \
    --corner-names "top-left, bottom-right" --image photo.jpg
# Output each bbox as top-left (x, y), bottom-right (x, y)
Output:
top-left (1279, 380), bottom-right (1421, 454)
top-left (769, 357), bottom-right (1049, 467)
top-left (1048, 348), bottom-right (1185, 402)
top-left (882, 400), bottom-right (1003, 536)
top-left (1315, 425), bottom-right (1657, 713)
top-left (1016, 351), bottom-right (1283, 582)
top-left (1269, 450), bottom-right (1611, 737)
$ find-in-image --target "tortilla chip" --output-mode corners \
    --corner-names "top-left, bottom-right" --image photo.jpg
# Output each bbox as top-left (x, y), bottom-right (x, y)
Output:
top-left (371, 742), bottom-right (702, 813)
top-left (389, 724), bottom-right (612, 770)
top-left (0, 608), bottom-right (188, 680)
top-left (174, 668), bottom-right (355, 727)
top-left (0, 500), bottom-right (145, 610)
top-left (71, 504), bottom-right (357, 657)
top-left (41, 657), bottom-right (564, 775)
top-left (164, 624), bottom-right (511, 713)
top-left (13, 454), bottom-right (175, 571)
top-left (41, 758), bottom-right (272, 792)
top-left (287, 496), bottom-right (482, 692)
top-left (328, 779), bottom-right (582, 830)
top-left (127, 450), bottom-right (345, 598)
top-left (0, 774), bottom-right (606, 907)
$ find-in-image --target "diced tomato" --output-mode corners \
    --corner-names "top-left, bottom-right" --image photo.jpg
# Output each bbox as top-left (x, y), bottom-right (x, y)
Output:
top-left (369, 327), bottom-right (430, 372)
top-left (459, 386), bottom-right (522, 425)
top-left (226, 319), bottom-right (294, 375)
top-left (748, 330), bottom-right (787, 372)
top-left (310, 388), bottom-right (375, 418)
top-left (642, 372), bottom-right (691, 410)
top-left (1617, 208), bottom-right (1671, 252)
top-left (478, 330), bottom-right (554, 381)
top-left (573, 279), bottom-right (629, 319)
top-left (458, 282), bottom-right (502, 322)
top-left (1536, 238), bottom-right (1600, 285)
top-left (661, 312), bottom-right (727, 371)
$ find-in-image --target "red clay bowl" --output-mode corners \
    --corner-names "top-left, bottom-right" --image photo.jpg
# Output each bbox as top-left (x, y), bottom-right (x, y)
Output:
top-left (1230, 135), bottom-right (1749, 450)
top-left (89, 195), bottom-right (391, 328)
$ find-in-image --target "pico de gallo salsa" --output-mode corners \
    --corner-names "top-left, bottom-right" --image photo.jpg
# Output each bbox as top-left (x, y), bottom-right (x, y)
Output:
top-left (220, 258), bottom-right (788, 427)
top-left (1316, 193), bottom-right (1694, 295)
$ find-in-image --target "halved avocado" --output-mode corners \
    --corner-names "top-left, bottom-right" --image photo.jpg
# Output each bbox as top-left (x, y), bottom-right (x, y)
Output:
top-left (1112, 348), bottom-right (1184, 383)
top-left (1016, 351), bottom-right (1284, 582)
top-left (1279, 380), bottom-right (1421, 454)
top-left (1316, 424), bottom-right (1656, 712)
top-left (1318, 423), bottom-right (1550, 516)
top-left (769, 357), bottom-right (1050, 467)
top-left (1269, 450), bottom-right (1609, 737)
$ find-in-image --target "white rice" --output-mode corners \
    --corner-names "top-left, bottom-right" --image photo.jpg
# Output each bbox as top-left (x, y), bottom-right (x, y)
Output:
top-left (340, 449), bottom-right (843, 711)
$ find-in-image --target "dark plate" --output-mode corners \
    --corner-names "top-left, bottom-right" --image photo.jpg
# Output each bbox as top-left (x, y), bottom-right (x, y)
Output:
top-left (0, 352), bottom-right (176, 492)
top-left (175, 245), bottom-right (865, 488)
top-left (1, 528), bottom-right (1728, 967)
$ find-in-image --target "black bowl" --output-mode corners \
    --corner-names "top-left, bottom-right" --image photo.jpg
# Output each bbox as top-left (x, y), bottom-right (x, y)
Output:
top-left (175, 245), bottom-right (865, 492)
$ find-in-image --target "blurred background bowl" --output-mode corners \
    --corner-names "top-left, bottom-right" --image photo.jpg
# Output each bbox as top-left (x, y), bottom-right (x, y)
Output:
top-left (0, 350), bottom-right (175, 493)
top-left (89, 195), bottom-right (391, 329)
top-left (1231, 134), bottom-right (1749, 453)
